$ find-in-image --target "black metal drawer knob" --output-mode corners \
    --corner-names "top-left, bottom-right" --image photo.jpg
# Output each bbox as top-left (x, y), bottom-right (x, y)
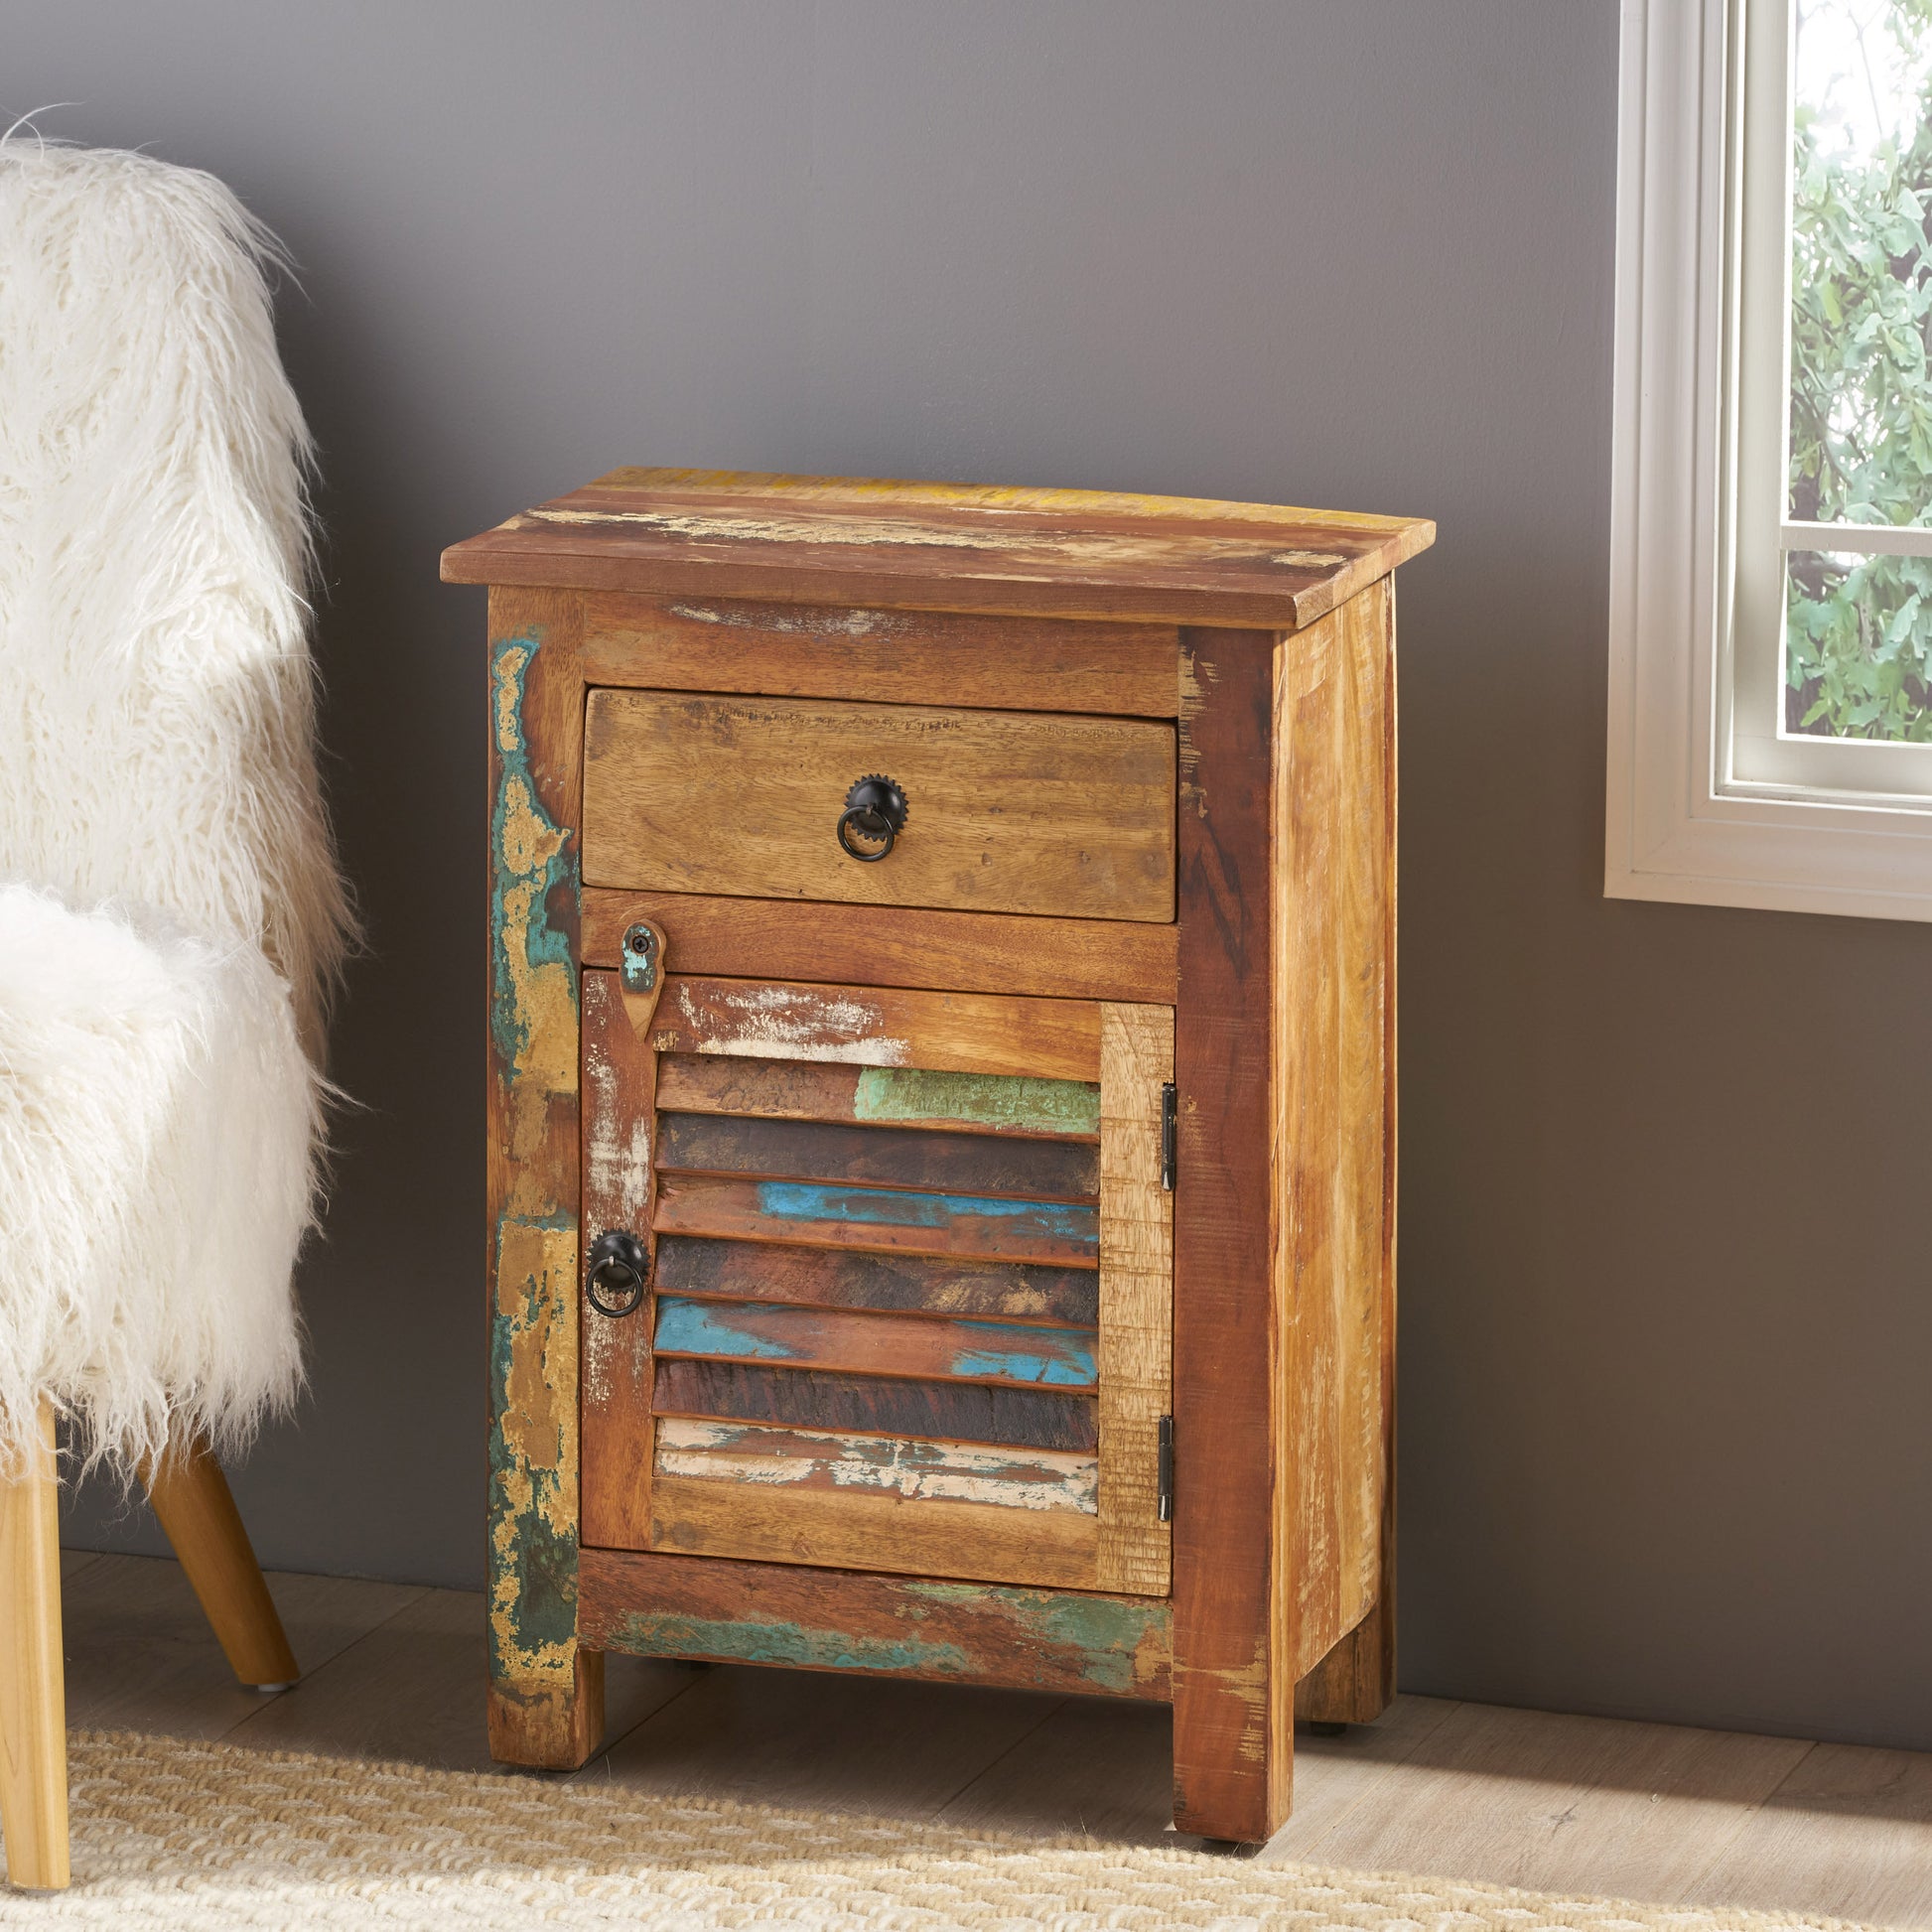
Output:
top-left (837, 773), bottom-right (909, 862)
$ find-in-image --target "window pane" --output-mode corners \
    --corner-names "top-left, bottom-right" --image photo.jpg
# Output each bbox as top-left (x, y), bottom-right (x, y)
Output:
top-left (1785, 546), bottom-right (1932, 736)
top-left (1789, 0), bottom-right (1932, 527)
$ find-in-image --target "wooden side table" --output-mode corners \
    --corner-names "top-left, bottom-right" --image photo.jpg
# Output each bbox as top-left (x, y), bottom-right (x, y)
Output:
top-left (445, 471), bottom-right (1433, 1844)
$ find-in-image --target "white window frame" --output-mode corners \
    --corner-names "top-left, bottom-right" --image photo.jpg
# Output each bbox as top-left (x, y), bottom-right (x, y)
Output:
top-left (1607, 0), bottom-right (1932, 919)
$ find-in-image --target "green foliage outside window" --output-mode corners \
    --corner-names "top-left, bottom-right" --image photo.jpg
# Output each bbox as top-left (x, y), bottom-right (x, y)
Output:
top-left (1786, 0), bottom-right (1932, 736)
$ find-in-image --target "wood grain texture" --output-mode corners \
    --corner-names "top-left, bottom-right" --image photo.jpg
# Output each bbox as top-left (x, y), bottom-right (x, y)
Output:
top-left (1684, 1739), bottom-right (1932, 1926)
top-left (56, 1554), bottom-right (419, 1745)
top-left (654, 1237), bottom-right (1101, 1327)
top-left (583, 689), bottom-right (1176, 922)
top-left (649, 1358), bottom-right (1098, 1452)
top-left (1276, 579), bottom-right (1396, 1694)
top-left (647, 1468), bottom-right (1099, 1588)
top-left (442, 469), bottom-right (1436, 630)
top-left (1283, 1702), bottom-right (1818, 1906)
top-left (656, 1110), bottom-right (1100, 1200)
top-left (1095, 1003), bottom-right (1174, 1599)
top-left (0, 1400), bottom-right (68, 1890)
top-left (653, 1173), bottom-right (1099, 1266)
top-left (579, 593), bottom-right (1180, 717)
top-left (1295, 1597), bottom-right (1395, 1727)
top-left (142, 1434), bottom-right (298, 1689)
top-left (654, 1419), bottom-right (1098, 1514)
top-left (582, 892), bottom-right (1178, 1005)
top-left (1171, 626), bottom-right (1284, 1844)
top-left (484, 586), bottom-right (601, 1769)
top-left (652, 1296), bottom-right (1097, 1388)
top-left (579, 1548), bottom-right (1172, 1701)
top-left (656, 1056), bottom-right (1101, 1141)
top-left (650, 976), bottom-right (1102, 1082)
top-left (580, 968), bottom-right (660, 1553)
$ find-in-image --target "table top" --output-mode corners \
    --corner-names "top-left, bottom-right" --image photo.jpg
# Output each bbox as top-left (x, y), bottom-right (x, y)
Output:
top-left (442, 468), bottom-right (1434, 629)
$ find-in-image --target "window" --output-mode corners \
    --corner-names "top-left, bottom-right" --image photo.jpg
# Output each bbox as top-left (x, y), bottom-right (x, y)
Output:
top-left (1607, 0), bottom-right (1932, 916)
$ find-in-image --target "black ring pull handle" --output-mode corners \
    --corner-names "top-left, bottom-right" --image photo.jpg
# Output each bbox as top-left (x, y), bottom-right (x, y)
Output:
top-left (837, 774), bottom-right (909, 863)
top-left (585, 1228), bottom-right (648, 1318)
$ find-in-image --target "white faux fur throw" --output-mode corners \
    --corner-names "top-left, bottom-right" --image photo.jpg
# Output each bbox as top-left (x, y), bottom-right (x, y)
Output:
top-left (0, 137), bottom-right (352, 1473)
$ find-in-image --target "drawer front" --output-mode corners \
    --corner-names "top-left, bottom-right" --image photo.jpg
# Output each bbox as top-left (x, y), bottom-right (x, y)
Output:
top-left (580, 962), bottom-right (1173, 1597)
top-left (581, 689), bottom-right (1175, 923)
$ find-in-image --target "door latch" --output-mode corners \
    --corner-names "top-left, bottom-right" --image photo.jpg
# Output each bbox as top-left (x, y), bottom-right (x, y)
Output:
top-left (1160, 1082), bottom-right (1177, 1190)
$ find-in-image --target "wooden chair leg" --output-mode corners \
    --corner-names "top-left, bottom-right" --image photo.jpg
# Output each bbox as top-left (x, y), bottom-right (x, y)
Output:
top-left (142, 1433), bottom-right (297, 1692)
top-left (0, 1399), bottom-right (69, 1890)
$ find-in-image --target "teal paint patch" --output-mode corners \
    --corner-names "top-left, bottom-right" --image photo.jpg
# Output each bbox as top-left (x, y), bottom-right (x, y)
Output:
top-left (610, 1613), bottom-right (974, 1678)
top-left (855, 1067), bottom-right (1101, 1138)
top-left (946, 1320), bottom-right (1096, 1387)
top-left (756, 1180), bottom-right (1099, 1248)
top-left (902, 1581), bottom-right (1172, 1696)
top-left (654, 1297), bottom-right (800, 1361)
top-left (488, 632), bottom-right (578, 1070)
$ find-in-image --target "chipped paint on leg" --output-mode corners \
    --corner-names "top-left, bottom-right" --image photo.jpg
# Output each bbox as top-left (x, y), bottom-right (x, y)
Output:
top-left (487, 622), bottom-right (586, 1719)
top-left (488, 1218), bottom-right (580, 1684)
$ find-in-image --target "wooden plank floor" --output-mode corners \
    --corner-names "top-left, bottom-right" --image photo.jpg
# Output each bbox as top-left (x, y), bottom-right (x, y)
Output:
top-left (54, 1550), bottom-right (1932, 1927)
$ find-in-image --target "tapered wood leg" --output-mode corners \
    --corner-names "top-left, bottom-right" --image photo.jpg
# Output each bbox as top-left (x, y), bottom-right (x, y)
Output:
top-left (142, 1434), bottom-right (298, 1690)
top-left (0, 1400), bottom-right (69, 1890)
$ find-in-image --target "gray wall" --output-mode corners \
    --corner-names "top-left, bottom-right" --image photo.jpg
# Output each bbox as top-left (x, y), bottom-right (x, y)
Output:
top-left (18, 1), bottom-right (1930, 1753)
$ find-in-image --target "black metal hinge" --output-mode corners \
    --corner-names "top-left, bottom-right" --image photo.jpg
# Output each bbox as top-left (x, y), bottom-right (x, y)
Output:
top-left (1157, 1414), bottom-right (1174, 1522)
top-left (1160, 1082), bottom-right (1177, 1190)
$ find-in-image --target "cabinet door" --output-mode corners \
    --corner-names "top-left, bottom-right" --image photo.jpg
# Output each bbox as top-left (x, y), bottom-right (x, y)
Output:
top-left (581, 970), bottom-right (1172, 1596)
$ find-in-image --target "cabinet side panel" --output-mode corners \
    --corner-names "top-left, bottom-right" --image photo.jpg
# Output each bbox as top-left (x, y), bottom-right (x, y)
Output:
top-left (1292, 582), bottom-right (1398, 1724)
top-left (1275, 579), bottom-right (1393, 1677)
top-left (1172, 627), bottom-right (1284, 1843)
top-left (485, 587), bottom-right (602, 1767)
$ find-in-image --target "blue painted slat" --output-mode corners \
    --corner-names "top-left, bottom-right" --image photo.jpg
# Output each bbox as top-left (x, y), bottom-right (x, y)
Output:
top-left (653, 1298), bottom-right (803, 1362)
top-left (651, 1296), bottom-right (1098, 1389)
top-left (756, 1180), bottom-right (1099, 1251)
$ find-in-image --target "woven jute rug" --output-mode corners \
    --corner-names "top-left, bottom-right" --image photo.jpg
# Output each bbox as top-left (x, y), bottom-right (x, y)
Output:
top-left (0, 1729), bottom-right (1883, 1930)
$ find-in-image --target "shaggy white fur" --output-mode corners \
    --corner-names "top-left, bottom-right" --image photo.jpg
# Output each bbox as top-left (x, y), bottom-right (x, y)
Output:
top-left (0, 136), bottom-right (351, 1473)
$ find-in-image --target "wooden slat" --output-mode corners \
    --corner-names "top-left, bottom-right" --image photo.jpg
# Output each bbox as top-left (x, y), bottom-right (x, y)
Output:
top-left (1172, 625), bottom-right (1284, 1843)
top-left (651, 1358), bottom-right (1098, 1451)
top-left (1278, 579), bottom-right (1397, 1697)
top-left (442, 468), bottom-right (1437, 631)
top-left (582, 891), bottom-right (1178, 1005)
top-left (653, 1173), bottom-right (1099, 1267)
top-left (1095, 1004), bottom-right (1174, 1598)
top-left (578, 1547), bottom-right (1173, 1701)
top-left (655, 1055), bottom-right (1101, 1141)
top-left (579, 594), bottom-right (1180, 717)
top-left (583, 689), bottom-right (1175, 922)
top-left (654, 1418), bottom-right (1098, 1514)
top-left (650, 975), bottom-right (1101, 1083)
top-left (654, 1237), bottom-right (1101, 1327)
top-left (655, 1111), bottom-right (1099, 1201)
top-left (647, 1470), bottom-right (1099, 1589)
top-left (483, 587), bottom-right (602, 1768)
top-left (652, 1297), bottom-right (1097, 1389)
top-left (580, 969), bottom-right (659, 1552)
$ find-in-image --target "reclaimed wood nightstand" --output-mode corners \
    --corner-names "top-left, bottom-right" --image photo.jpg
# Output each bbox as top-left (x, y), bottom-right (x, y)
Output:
top-left (444, 470), bottom-right (1433, 1844)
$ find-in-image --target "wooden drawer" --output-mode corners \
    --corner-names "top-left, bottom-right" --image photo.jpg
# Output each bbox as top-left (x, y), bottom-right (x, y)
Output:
top-left (580, 689), bottom-right (1176, 922)
top-left (580, 957), bottom-right (1173, 1597)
